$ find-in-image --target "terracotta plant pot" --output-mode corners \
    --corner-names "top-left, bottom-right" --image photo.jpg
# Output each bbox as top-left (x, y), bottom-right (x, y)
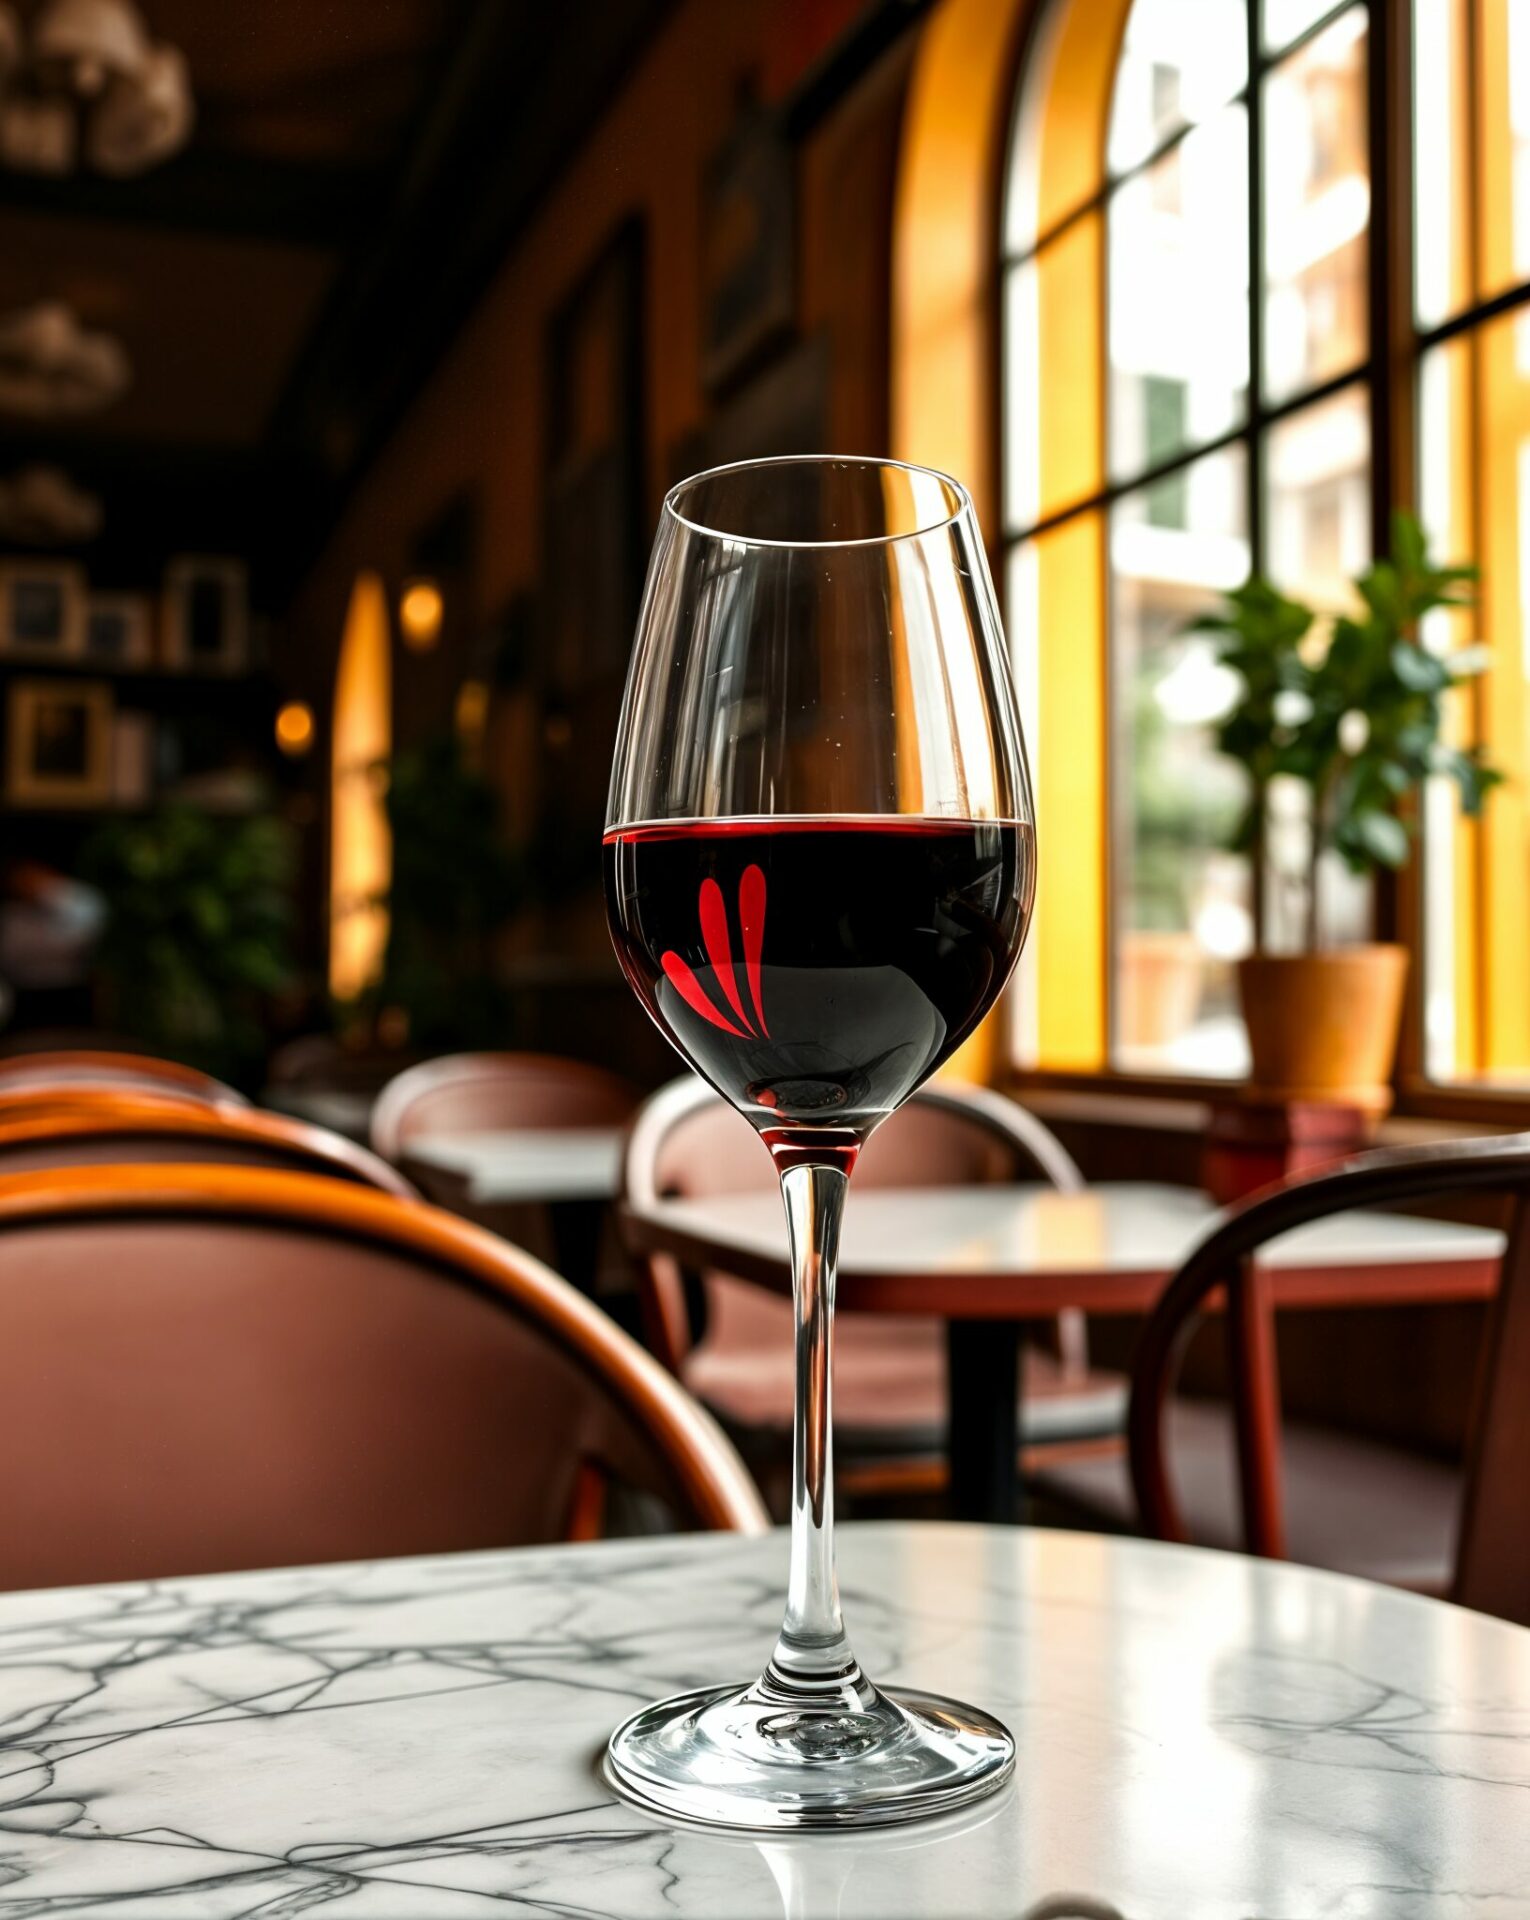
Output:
top-left (1236, 945), bottom-right (1409, 1108)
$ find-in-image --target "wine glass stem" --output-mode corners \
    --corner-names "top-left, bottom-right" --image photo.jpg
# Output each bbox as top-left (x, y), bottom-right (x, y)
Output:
top-left (766, 1162), bottom-right (873, 1709)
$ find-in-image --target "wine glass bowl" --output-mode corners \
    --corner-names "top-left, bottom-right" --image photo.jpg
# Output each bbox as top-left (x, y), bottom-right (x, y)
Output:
top-left (603, 456), bottom-right (1034, 1829)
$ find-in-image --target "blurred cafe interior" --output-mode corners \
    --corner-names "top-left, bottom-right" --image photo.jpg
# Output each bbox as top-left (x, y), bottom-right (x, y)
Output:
top-left (1, 0), bottom-right (1529, 1907)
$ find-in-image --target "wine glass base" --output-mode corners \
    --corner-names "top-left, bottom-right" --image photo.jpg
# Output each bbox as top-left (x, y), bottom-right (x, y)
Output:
top-left (605, 1679), bottom-right (1015, 1831)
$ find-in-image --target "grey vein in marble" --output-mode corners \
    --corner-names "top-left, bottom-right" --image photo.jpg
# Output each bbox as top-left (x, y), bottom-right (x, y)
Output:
top-left (0, 1522), bottom-right (1527, 1918)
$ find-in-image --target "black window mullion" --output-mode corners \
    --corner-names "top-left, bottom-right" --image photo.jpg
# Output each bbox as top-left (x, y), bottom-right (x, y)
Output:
top-left (1368, 0), bottom-right (1399, 555)
top-left (1007, 363), bottom-right (1370, 550)
top-left (1004, 90), bottom-right (1251, 276)
top-left (1417, 278), bottom-right (1530, 354)
top-left (1247, 0), bottom-right (1267, 571)
top-left (1257, 0), bottom-right (1364, 77)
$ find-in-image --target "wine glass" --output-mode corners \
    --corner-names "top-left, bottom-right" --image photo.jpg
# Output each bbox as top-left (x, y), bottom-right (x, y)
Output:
top-left (602, 455), bottom-right (1035, 1830)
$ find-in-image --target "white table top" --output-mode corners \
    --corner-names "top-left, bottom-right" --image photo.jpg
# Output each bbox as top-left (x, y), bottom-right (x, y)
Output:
top-left (630, 1179), bottom-right (1504, 1291)
top-left (402, 1127), bottom-right (625, 1204)
top-left (2, 1522), bottom-right (1525, 1917)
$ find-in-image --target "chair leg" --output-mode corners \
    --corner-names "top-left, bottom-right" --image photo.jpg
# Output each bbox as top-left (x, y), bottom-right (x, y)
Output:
top-left (1453, 1203), bottom-right (1530, 1624)
top-left (1227, 1259), bottom-right (1287, 1559)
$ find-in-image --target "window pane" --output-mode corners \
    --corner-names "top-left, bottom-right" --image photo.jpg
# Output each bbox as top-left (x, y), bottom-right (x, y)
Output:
top-left (1007, 0), bottom-right (1133, 255)
top-left (1110, 446), bottom-right (1253, 1075)
top-left (1110, 106), bottom-right (1249, 482)
top-left (1413, 0), bottom-right (1472, 327)
top-left (1004, 216), bottom-right (1104, 533)
top-left (1265, 381), bottom-right (1371, 608)
top-left (1263, 0), bottom-right (1340, 54)
top-left (1107, 0), bottom-right (1248, 176)
top-left (1263, 384), bottom-right (1374, 956)
top-left (1477, 0), bottom-right (1530, 305)
top-left (1263, 7), bottom-right (1370, 403)
top-left (1419, 314), bottom-right (1530, 1080)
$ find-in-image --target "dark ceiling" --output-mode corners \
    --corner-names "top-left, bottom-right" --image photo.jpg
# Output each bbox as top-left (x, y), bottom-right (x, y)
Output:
top-left (0, 0), bottom-right (674, 601)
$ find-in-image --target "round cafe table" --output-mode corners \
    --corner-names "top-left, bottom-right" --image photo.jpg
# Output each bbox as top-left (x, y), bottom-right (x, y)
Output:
top-left (0, 1521), bottom-right (1525, 1916)
top-left (621, 1181), bottom-right (1505, 1525)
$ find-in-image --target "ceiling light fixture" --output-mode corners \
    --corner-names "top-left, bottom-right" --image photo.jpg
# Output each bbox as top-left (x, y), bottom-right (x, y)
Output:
top-left (398, 578), bottom-right (444, 651)
top-left (0, 0), bottom-right (192, 177)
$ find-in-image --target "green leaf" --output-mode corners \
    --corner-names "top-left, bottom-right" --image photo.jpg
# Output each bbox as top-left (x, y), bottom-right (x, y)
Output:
top-left (1344, 809), bottom-right (1411, 869)
top-left (1392, 508), bottom-right (1427, 575)
top-left (1391, 642), bottom-right (1451, 692)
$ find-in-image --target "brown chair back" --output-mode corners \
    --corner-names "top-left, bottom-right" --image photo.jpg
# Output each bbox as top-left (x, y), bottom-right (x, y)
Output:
top-left (0, 1049), bottom-right (245, 1106)
top-left (0, 1165), bottom-right (765, 1591)
top-left (0, 1094), bottom-right (417, 1196)
top-left (371, 1051), bottom-right (640, 1161)
top-left (624, 1075), bottom-right (1084, 1373)
top-left (1127, 1133), bottom-right (1530, 1624)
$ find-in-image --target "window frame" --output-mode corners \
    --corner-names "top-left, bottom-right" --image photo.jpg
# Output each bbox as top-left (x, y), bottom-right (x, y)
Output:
top-left (998, 0), bottom-right (1530, 1122)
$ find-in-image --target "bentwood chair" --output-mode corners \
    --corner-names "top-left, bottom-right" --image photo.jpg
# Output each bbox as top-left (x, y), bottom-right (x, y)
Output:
top-left (0, 1164), bottom-right (765, 1591)
top-left (0, 1049), bottom-right (245, 1107)
top-left (370, 1051), bottom-right (639, 1161)
top-left (372, 1051), bottom-right (643, 1279)
top-left (623, 1076), bottom-right (1127, 1504)
top-left (1112, 1136), bottom-right (1530, 1623)
top-left (0, 1094), bottom-right (417, 1196)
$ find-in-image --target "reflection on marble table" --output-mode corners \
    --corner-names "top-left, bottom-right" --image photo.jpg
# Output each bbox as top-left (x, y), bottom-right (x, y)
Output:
top-left (0, 1522), bottom-right (1527, 1918)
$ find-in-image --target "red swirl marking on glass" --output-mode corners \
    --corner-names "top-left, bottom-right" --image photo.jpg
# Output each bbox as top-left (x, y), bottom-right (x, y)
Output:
top-left (660, 950), bottom-right (748, 1036)
top-left (699, 877), bottom-right (756, 1034)
top-left (659, 867), bottom-right (769, 1039)
top-left (738, 863), bottom-right (768, 1037)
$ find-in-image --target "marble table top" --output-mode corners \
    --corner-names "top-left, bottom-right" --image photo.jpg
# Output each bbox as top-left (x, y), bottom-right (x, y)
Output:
top-left (401, 1128), bottom-right (625, 1204)
top-left (2, 1522), bottom-right (1526, 1918)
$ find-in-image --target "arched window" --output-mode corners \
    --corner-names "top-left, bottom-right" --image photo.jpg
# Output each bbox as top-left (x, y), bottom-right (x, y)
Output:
top-left (1002, 0), bottom-right (1530, 1093)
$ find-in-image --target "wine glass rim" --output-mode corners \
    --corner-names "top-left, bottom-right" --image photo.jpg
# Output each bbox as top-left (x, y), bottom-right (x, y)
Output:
top-left (662, 454), bottom-right (974, 551)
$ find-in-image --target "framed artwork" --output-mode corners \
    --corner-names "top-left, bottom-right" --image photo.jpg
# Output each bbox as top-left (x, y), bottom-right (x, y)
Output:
top-left (5, 677), bottom-right (114, 807)
top-left (0, 561), bottom-right (86, 661)
top-left (544, 217), bottom-right (646, 697)
top-left (700, 97), bottom-right (795, 396)
top-left (162, 557), bottom-right (247, 673)
top-left (84, 593), bottom-right (153, 669)
top-left (669, 330), bottom-right (829, 483)
top-left (540, 218), bottom-right (646, 902)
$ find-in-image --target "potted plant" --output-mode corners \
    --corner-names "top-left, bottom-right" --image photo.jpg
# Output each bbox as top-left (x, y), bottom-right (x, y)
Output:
top-left (342, 732), bottom-right (527, 1051)
top-left (1190, 511), bottom-right (1502, 1105)
top-left (80, 803), bottom-right (298, 1087)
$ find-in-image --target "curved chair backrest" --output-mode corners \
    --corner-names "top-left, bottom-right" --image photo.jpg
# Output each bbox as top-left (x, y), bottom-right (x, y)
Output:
top-left (371, 1051), bottom-right (640, 1161)
top-left (0, 1049), bottom-right (245, 1106)
top-left (1127, 1133), bottom-right (1530, 1625)
top-left (0, 1164), bottom-right (766, 1591)
top-left (0, 1095), bottom-right (417, 1197)
top-left (624, 1075), bottom-right (1084, 1372)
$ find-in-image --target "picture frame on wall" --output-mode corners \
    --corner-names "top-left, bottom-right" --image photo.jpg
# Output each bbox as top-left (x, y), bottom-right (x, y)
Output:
top-left (84, 593), bottom-right (154, 670)
top-left (539, 218), bottom-right (646, 903)
top-left (700, 95), bottom-right (795, 397)
top-left (162, 557), bottom-right (247, 674)
top-left (543, 217), bottom-right (645, 700)
top-left (0, 561), bottom-right (86, 662)
top-left (5, 677), bottom-right (114, 807)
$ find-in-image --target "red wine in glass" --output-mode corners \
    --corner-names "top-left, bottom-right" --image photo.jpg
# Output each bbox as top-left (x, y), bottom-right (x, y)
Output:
top-left (604, 815), bottom-right (1033, 1170)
